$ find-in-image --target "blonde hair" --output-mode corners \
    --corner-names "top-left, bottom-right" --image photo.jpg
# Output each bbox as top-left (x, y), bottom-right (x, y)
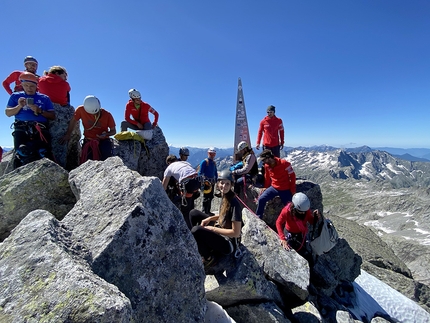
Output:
top-left (48, 65), bottom-right (68, 76)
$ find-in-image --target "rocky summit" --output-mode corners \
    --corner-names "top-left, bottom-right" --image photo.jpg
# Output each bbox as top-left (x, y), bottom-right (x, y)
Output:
top-left (0, 132), bottom-right (429, 322)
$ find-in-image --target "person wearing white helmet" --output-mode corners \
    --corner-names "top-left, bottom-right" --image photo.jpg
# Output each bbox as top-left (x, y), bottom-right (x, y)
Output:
top-left (61, 95), bottom-right (116, 164)
top-left (3, 56), bottom-right (39, 95)
top-left (276, 192), bottom-right (320, 259)
top-left (179, 147), bottom-right (189, 161)
top-left (120, 88), bottom-right (159, 133)
top-left (189, 169), bottom-right (242, 269)
top-left (198, 147), bottom-right (218, 215)
top-left (230, 141), bottom-right (258, 195)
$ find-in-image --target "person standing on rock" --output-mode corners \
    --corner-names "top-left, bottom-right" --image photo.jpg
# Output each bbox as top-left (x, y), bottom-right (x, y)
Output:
top-left (198, 147), bottom-right (218, 215)
top-left (5, 72), bottom-right (55, 168)
top-left (189, 170), bottom-right (242, 268)
top-left (162, 154), bottom-right (200, 229)
top-left (179, 147), bottom-right (189, 161)
top-left (255, 105), bottom-right (284, 158)
top-left (3, 56), bottom-right (39, 95)
top-left (256, 149), bottom-right (296, 219)
top-left (61, 95), bottom-right (116, 164)
top-left (38, 66), bottom-right (74, 168)
top-left (276, 192), bottom-right (320, 261)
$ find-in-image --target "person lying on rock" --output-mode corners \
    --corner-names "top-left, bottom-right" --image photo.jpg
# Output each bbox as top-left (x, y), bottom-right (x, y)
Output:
top-left (276, 192), bottom-right (320, 262)
top-left (189, 170), bottom-right (242, 268)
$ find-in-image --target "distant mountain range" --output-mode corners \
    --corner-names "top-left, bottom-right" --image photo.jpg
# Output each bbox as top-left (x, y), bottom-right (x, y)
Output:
top-left (169, 145), bottom-right (430, 166)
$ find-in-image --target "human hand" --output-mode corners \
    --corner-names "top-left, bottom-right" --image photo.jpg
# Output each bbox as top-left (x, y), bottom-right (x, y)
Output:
top-left (18, 97), bottom-right (26, 108)
top-left (28, 104), bottom-right (39, 115)
top-left (152, 123), bottom-right (157, 128)
top-left (313, 209), bottom-right (321, 218)
top-left (280, 145), bottom-right (284, 150)
top-left (96, 132), bottom-right (107, 139)
top-left (60, 133), bottom-right (70, 145)
top-left (280, 240), bottom-right (290, 251)
top-left (137, 122), bottom-right (144, 130)
top-left (201, 218), bottom-right (211, 227)
top-left (256, 144), bottom-right (260, 150)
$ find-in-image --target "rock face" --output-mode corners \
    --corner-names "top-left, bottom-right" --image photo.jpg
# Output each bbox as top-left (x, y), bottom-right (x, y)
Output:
top-left (62, 157), bottom-right (207, 322)
top-left (0, 210), bottom-right (132, 323)
top-left (0, 158), bottom-right (76, 241)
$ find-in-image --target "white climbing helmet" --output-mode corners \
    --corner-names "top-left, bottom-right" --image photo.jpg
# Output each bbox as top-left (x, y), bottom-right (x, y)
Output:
top-left (83, 95), bottom-right (101, 114)
top-left (128, 88), bottom-right (141, 99)
top-left (237, 141), bottom-right (248, 151)
top-left (292, 193), bottom-right (310, 212)
top-left (208, 147), bottom-right (216, 153)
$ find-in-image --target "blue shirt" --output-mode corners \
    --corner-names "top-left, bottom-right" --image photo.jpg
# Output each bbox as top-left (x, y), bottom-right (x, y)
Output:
top-left (7, 91), bottom-right (54, 123)
top-left (198, 158), bottom-right (218, 180)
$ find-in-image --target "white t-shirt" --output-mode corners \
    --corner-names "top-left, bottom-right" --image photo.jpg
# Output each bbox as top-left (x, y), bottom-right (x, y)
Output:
top-left (164, 161), bottom-right (197, 183)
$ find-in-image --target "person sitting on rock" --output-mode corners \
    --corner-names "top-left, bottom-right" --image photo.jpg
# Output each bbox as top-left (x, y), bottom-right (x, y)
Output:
top-left (162, 154), bottom-right (201, 229)
top-left (256, 149), bottom-right (296, 219)
top-left (3, 56), bottom-right (39, 95)
top-left (276, 192), bottom-right (320, 262)
top-left (61, 95), bottom-right (116, 164)
top-left (5, 72), bottom-right (55, 169)
top-left (231, 141), bottom-right (258, 195)
top-left (189, 170), bottom-right (242, 268)
top-left (120, 88), bottom-right (159, 133)
top-left (179, 147), bottom-right (189, 161)
top-left (38, 66), bottom-right (73, 168)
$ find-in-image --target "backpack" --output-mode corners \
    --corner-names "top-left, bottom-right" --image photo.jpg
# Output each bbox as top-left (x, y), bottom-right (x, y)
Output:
top-left (309, 216), bottom-right (339, 256)
top-left (195, 158), bottom-right (209, 173)
top-left (114, 131), bottom-right (145, 143)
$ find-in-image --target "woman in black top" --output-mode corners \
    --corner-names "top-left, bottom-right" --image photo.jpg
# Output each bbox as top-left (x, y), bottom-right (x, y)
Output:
top-left (190, 170), bottom-right (242, 265)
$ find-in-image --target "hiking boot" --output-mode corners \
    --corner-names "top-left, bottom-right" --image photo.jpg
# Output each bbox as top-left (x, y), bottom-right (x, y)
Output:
top-left (203, 255), bottom-right (218, 269)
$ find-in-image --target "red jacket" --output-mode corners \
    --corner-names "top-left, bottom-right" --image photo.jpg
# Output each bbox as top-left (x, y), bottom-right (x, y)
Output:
top-left (276, 202), bottom-right (314, 238)
top-left (38, 73), bottom-right (71, 105)
top-left (263, 157), bottom-right (296, 192)
top-left (256, 115), bottom-right (284, 147)
top-left (124, 100), bottom-right (159, 127)
top-left (3, 71), bottom-right (40, 95)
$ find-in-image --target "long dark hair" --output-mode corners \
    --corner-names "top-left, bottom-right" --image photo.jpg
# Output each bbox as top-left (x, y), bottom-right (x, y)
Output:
top-left (218, 189), bottom-right (235, 227)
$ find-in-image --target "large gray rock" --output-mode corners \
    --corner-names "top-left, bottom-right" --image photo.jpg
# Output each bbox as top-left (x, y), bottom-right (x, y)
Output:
top-left (62, 157), bottom-right (206, 322)
top-left (226, 302), bottom-right (292, 323)
top-left (241, 209), bottom-right (310, 301)
top-left (113, 126), bottom-right (169, 180)
top-left (204, 249), bottom-right (283, 307)
top-left (0, 158), bottom-right (76, 241)
top-left (0, 210), bottom-right (132, 322)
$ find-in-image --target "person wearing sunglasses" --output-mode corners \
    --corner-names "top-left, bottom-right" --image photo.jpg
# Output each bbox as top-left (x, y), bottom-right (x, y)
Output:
top-left (256, 149), bottom-right (296, 219)
top-left (255, 105), bottom-right (284, 157)
top-left (276, 192), bottom-right (320, 260)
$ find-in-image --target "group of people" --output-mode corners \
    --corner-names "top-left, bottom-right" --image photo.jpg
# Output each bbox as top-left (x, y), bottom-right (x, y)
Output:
top-left (3, 56), bottom-right (159, 169)
top-left (162, 103), bottom-right (320, 267)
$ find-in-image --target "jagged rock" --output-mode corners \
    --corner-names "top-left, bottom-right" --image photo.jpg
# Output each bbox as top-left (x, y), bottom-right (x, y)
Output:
top-left (311, 239), bottom-right (362, 296)
top-left (0, 158), bottom-right (76, 241)
top-left (49, 103), bottom-right (78, 169)
top-left (291, 302), bottom-right (322, 322)
top-left (204, 248), bottom-right (283, 307)
top-left (64, 117), bottom-right (81, 171)
top-left (225, 302), bottom-right (291, 323)
top-left (62, 157), bottom-right (206, 322)
top-left (0, 210), bottom-right (132, 322)
top-left (205, 301), bottom-right (235, 323)
top-left (113, 126), bottom-right (169, 180)
top-left (370, 317), bottom-right (391, 323)
top-left (241, 209), bottom-right (310, 301)
top-left (330, 215), bottom-right (411, 277)
top-left (335, 310), bottom-right (361, 322)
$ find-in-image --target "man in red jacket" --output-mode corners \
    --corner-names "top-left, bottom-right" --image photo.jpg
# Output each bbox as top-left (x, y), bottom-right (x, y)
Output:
top-left (3, 56), bottom-right (39, 95)
top-left (256, 149), bottom-right (296, 219)
top-left (256, 105), bottom-right (284, 157)
top-left (120, 88), bottom-right (159, 132)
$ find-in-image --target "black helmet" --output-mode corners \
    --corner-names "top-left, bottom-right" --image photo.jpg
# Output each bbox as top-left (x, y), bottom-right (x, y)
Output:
top-left (218, 169), bottom-right (233, 182)
top-left (179, 147), bottom-right (189, 156)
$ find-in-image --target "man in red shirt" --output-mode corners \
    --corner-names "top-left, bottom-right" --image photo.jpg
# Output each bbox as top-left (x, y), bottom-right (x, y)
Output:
top-left (3, 56), bottom-right (39, 95)
top-left (120, 88), bottom-right (159, 132)
top-left (256, 149), bottom-right (296, 219)
top-left (62, 95), bottom-right (116, 164)
top-left (256, 105), bottom-right (284, 158)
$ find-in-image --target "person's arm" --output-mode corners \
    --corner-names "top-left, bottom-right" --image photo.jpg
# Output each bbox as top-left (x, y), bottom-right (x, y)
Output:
top-left (256, 120), bottom-right (264, 149)
top-left (149, 106), bottom-right (159, 127)
top-left (207, 220), bottom-right (241, 238)
top-left (60, 117), bottom-right (78, 143)
top-left (124, 102), bottom-right (138, 126)
top-left (162, 176), bottom-right (171, 190)
top-left (96, 126), bottom-right (117, 139)
top-left (201, 215), bottom-right (219, 227)
top-left (287, 163), bottom-right (296, 194)
top-left (264, 164), bottom-right (271, 188)
top-left (278, 118), bottom-right (284, 148)
top-left (5, 97), bottom-right (25, 117)
top-left (198, 160), bottom-right (205, 176)
top-left (276, 207), bottom-right (288, 240)
top-left (2, 71), bottom-right (20, 95)
top-left (36, 107), bottom-right (55, 120)
top-left (233, 154), bottom-right (255, 176)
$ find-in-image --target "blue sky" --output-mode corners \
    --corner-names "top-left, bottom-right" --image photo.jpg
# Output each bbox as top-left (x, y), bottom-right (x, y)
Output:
top-left (1, 0), bottom-right (429, 149)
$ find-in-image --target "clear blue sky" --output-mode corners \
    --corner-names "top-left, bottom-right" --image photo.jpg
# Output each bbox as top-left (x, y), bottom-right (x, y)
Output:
top-left (1, 0), bottom-right (429, 149)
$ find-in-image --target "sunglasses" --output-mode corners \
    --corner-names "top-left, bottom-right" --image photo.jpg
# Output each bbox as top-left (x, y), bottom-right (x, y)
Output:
top-left (294, 208), bottom-right (306, 215)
